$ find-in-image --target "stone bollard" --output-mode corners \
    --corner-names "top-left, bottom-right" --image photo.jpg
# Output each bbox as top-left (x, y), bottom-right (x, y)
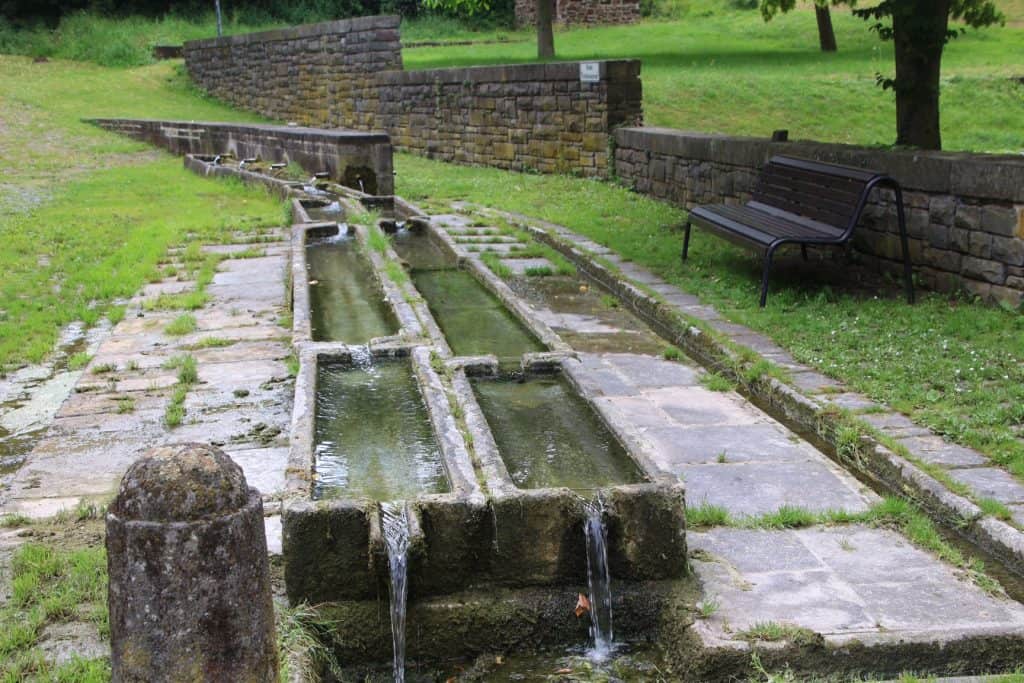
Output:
top-left (106, 443), bottom-right (278, 682)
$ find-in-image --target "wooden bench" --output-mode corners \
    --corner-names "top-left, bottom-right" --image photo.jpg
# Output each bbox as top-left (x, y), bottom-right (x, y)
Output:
top-left (681, 155), bottom-right (914, 307)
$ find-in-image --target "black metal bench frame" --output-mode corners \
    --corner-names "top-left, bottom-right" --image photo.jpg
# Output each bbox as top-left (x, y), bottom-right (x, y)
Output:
top-left (681, 155), bottom-right (915, 307)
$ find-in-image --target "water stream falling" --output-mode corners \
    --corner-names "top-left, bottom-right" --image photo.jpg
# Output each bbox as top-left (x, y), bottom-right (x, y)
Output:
top-left (583, 498), bottom-right (614, 660)
top-left (381, 501), bottom-right (411, 683)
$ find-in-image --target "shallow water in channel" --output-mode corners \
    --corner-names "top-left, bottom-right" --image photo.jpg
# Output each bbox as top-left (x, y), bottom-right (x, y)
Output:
top-left (314, 360), bottom-right (449, 501)
top-left (306, 233), bottom-right (399, 343)
top-left (472, 375), bottom-right (644, 491)
top-left (412, 269), bottom-right (544, 361)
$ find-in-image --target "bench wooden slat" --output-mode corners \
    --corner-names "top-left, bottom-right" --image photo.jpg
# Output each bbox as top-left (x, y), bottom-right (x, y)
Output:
top-left (751, 186), bottom-right (854, 229)
top-left (691, 204), bottom-right (845, 246)
top-left (767, 155), bottom-right (880, 183)
top-left (760, 170), bottom-right (865, 207)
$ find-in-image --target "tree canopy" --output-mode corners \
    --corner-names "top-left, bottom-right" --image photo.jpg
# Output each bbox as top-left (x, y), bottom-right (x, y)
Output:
top-left (759, 0), bottom-right (1004, 149)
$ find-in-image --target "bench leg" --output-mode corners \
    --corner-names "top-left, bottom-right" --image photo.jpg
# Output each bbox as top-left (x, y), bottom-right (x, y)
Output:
top-left (681, 221), bottom-right (692, 261)
top-left (759, 249), bottom-right (775, 308)
top-left (801, 244), bottom-right (808, 261)
top-left (893, 189), bottom-right (915, 304)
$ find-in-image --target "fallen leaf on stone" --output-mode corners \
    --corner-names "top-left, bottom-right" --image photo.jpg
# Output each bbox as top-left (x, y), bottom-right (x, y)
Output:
top-left (574, 593), bottom-right (590, 617)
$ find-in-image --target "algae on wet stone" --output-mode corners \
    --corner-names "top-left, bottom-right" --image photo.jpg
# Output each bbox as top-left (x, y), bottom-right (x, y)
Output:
top-left (314, 360), bottom-right (449, 501)
top-left (472, 375), bottom-right (644, 491)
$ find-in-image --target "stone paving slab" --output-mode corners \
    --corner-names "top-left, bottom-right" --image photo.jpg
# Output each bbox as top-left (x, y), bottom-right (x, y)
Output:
top-left (949, 468), bottom-right (1024, 505)
top-left (454, 235), bottom-right (520, 243)
top-left (898, 435), bottom-right (989, 468)
top-left (572, 353), bottom-right (875, 516)
top-left (691, 526), bottom-right (1024, 643)
top-left (682, 460), bottom-right (874, 516)
top-left (501, 257), bottom-right (552, 274)
top-left (0, 237), bottom-right (293, 517)
top-left (463, 243), bottom-right (521, 254)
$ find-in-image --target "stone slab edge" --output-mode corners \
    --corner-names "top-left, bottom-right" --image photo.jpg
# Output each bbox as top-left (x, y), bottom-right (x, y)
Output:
top-left (482, 206), bottom-right (1024, 573)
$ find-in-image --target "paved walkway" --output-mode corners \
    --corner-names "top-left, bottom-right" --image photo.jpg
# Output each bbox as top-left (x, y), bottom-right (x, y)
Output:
top-left (0, 231), bottom-right (293, 537)
top-left (432, 207), bottom-right (1024, 666)
top-left (457, 203), bottom-right (1024, 536)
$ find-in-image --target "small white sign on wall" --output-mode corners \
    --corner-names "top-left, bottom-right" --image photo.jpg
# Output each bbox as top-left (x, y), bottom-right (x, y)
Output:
top-left (579, 62), bottom-right (600, 83)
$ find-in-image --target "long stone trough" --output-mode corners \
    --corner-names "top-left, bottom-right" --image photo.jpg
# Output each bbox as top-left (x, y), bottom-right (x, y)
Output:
top-left (278, 194), bottom-right (688, 664)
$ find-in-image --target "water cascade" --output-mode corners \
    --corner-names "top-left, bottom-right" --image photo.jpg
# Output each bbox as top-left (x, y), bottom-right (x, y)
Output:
top-left (583, 498), bottom-right (614, 659)
top-left (381, 502), bottom-right (412, 683)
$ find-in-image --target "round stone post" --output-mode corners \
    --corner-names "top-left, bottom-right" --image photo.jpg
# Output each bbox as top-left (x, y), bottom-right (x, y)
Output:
top-left (106, 443), bottom-right (278, 682)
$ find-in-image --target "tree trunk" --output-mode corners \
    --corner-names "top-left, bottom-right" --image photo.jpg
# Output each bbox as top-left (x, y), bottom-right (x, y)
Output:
top-left (892, 1), bottom-right (950, 149)
top-left (537, 0), bottom-right (555, 59)
top-left (814, 5), bottom-right (837, 52)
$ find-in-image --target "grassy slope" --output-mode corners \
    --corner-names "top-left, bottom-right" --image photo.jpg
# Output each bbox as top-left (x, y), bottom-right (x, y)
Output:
top-left (404, 8), bottom-right (1024, 153)
top-left (0, 57), bottom-right (275, 367)
top-left (395, 152), bottom-right (1024, 480)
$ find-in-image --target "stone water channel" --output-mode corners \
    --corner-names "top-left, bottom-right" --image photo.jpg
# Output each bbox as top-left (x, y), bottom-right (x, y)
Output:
top-left (287, 193), bottom-right (688, 680)
top-left (9, 136), bottom-right (1024, 678)
top-left (283, 185), bottom-right (1024, 680)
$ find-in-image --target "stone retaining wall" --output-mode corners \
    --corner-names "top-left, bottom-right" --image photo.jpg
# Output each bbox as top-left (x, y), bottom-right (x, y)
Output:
top-left (514, 0), bottom-right (640, 27)
top-left (183, 16), bottom-right (403, 128)
top-left (613, 127), bottom-right (1024, 303)
top-left (182, 17), bottom-right (642, 177)
top-left (89, 118), bottom-right (394, 195)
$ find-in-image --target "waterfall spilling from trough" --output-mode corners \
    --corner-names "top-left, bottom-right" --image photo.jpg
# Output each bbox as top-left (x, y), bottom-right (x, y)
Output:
top-left (583, 499), bottom-right (614, 659)
top-left (381, 501), bottom-right (411, 683)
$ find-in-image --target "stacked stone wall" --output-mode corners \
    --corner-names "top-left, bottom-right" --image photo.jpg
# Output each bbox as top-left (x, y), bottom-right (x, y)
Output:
top-left (515, 0), bottom-right (640, 26)
top-left (183, 16), bottom-right (403, 128)
top-left (613, 127), bottom-right (1024, 304)
top-left (183, 18), bottom-right (642, 178)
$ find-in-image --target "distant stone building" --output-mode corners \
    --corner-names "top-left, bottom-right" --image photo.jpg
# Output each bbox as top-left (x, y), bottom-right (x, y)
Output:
top-left (514, 0), bottom-right (640, 27)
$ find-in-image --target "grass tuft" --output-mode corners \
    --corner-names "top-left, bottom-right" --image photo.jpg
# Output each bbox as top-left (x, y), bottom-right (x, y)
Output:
top-left (701, 372), bottom-right (734, 391)
top-left (978, 497), bottom-right (1015, 522)
top-left (688, 502), bottom-right (733, 528)
top-left (480, 251), bottom-right (513, 279)
top-left (66, 352), bottom-right (92, 371)
top-left (277, 603), bottom-right (342, 682)
top-left (165, 314), bottom-right (197, 337)
top-left (738, 621), bottom-right (819, 646)
top-left (190, 336), bottom-right (235, 349)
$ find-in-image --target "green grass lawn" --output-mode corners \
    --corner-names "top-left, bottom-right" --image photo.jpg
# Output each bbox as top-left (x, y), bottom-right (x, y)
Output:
top-left (0, 56), bottom-right (277, 369)
top-left (395, 152), bottom-right (1024, 481)
top-left (404, 7), bottom-right (1024, 153)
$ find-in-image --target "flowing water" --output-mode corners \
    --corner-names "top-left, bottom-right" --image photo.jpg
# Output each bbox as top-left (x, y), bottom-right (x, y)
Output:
top-left (381, 502), bottom-right (412, 683)
top-left (306, 230), bottom-right (399, 343)
top-left (471, 375), bottom-right (644, 491)
top-left (314, 359), bottom-right (449, 501)
top-left (412, 269), bottom-right (543, 361)
top-left (583, 499), bottom-right (615, 660)
top-left (304, 200), bottom-right (343, 222)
